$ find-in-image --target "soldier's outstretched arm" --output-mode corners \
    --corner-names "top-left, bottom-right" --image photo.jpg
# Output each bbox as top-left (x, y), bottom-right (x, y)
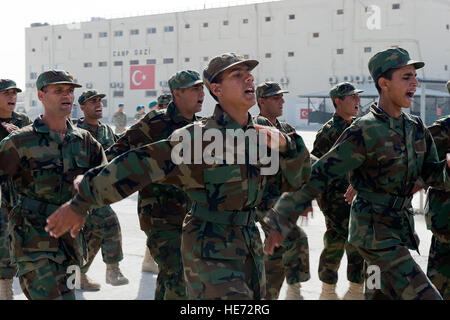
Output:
top-left (0, 136), bottom-right (20, 183)
top-left (46, 138), bottom-right (184, 238)
top-left (264, 125), bottom-right (366, 240)
top-left (420, 128), bottom-right (450, 190)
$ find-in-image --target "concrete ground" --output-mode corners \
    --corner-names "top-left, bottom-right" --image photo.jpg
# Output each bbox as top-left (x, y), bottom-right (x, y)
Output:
top-left (10, 128), bottom-right (434, 300)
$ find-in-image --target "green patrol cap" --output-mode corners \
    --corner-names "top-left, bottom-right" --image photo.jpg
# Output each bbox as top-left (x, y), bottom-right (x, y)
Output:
top-left (368, 47), bottom-right (424, 84)
top-left (157, 94), bottom-right (172, 105)
top-left (78, 89), bottom-right (106, 105)
top-left (36, 69), bottom-right (82, 91)
top-left (203, 53), bottom-right (259, 90)
top-left (446, 80), bottom-right (450, 94)
top-left (118, 103), bottom-right (124, 107)
top-left (256, 82), bottom-right (289, 99)
top-left (329, 82), bottom-right (364, 100)
top-left (169, 70), bottom-right (203, 91)
top-left (0, 79), bottom-right (22, 93)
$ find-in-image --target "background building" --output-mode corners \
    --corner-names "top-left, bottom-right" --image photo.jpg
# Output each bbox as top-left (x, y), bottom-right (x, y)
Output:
top-left (24, 0), bottom-right (450, 126)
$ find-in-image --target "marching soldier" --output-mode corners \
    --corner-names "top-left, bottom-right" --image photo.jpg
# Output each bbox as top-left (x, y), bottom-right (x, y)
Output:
top-left (105, 70), bottom-right (204, 300)
top-left (265, 47), bottom-right (450, 300)
top-left (424, 80), bottom-right (450, 300)
top-left (112, 103), bottom-right (127, 135)
top-left (0, 70), bottom-right (106, 299)
top-left (312, 82), bottom-right (366, 300)
top-left (253, 82), bottom-right (310, 300)
top-left (0, 79), bottom-right (31, 300)
top-left (45, 53), bottom-right (311, 300)
top-left (76, 90), bottom-right (128, 290)
top-left (134, 106), bottom-right (146, 123)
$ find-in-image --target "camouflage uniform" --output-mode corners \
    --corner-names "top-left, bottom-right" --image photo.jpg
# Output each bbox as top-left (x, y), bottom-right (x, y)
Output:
top-left (105, 70), bottom-right (203, 300)
top-left (134, 106), bottom-right (146, 123)
top-left (69, 53), bottom-right (311, 300)
top-left (75, 116), bottom-right (123, 274)
top-left (254, 82), bottom-right (310, 300)
top-left (312, 83), bottom-right (365, 286)
top-left (0, 80), bottom-right (32, 282)
top-left (0, 71), bottom-right (106, 300)
top-left (268, 48), bottom-right (448, 300)
top-left (157, 94), bottom-right (172, 109)
top-left (112, 105), bottom-right (127, 135)
top-left (0, 115), bottom-right (105, 299)
top-left (425, 115), bottom-right (450, 299)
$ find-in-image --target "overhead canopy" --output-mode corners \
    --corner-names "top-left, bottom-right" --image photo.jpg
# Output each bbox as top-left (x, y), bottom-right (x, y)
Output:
top-left (298, 84), bottom-right (449, 99)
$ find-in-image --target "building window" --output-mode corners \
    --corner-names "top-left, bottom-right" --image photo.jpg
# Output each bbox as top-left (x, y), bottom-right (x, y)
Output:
top-left (130, 29), bottom-right (139, 35)
top-left (99, 61), bottom-right (107, 67)
top-left (185, 24), bottom-right (190, 29)
top-left (146, 59), bottom-right (156, 64)
top-left (31, 48), bottom-right (36, 52)
top-left (446, 24), bottom-right (449, 30)
top-left (114, 31), bottom-right (123, 37)
top-left (243, 18), bottom-right (249, 24)
top-left (445, 65), bottom-right (448, 71)
top-left (164, 26), bottom-right (174, 32)
top-left (114, 61), bottom-right (123, 66)
top-left (146, 90), bottom-right (157, 97)
top-left (223, 20), bottom-right (229, 26)
top-left (337, 48), bottom-right (344, 54)
top-left (31, 100), bottom-right (37, 107)
top-left (203, 57), bottom-right (209, 62)
top-left (99, 32), bottom-right (108, 38)
top-left (288, 52), bottom-right (295, 57)
top-left (364, 47), bottom-right (372, 53)
top-left (265, 17), bottom-right (271, 22)
top-left (113, 91), bottom-right (124, 97)
top-left (44, 36), bottom-right (48, 41)
top-left (163, 58), bottom-right (174, 64)
top-left (58, 35), bottom-right (62, 39)
top-left (392, 3), bottom-right (400, 9)
top-left (147, 28), bottom-right (157, 34)
top-left (203, 22), bottom-right (209, 28)
top-left (83, 62), bottom-right (92, 68)
top-left (84, 33), bottom-right (92, 39)
top-left (265, 53), bottom-right (272, 58)
top-left (244, 54), bottom-right (249, 59)
top-left (313, 32), bottom-right (320, 38)
top-left (130, 60), bottom-right (139, 65)
top-left (185, 57), bottom-right (190, 62)
top-left (337, 9), bottom-right (344, 15)
top-left (30, 72), bottom-right (38, 80)
top-left (289, 14), bottom-right (295, 20)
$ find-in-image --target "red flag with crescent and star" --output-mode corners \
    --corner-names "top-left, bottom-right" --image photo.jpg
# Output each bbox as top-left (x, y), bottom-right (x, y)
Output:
top-left (300, 108), bottom-right (309, 119)
top-left (130, 65), bottom-right (155, 90)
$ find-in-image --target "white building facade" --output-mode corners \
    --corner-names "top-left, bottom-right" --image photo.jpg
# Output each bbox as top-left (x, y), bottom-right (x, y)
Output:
top-left (24, 0), bottom-right (450, 126)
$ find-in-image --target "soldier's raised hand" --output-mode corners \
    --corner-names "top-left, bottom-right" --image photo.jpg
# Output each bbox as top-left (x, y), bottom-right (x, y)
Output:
top-left (45, 202), bottom-right (85, 239)
top-left (1, 122), bottom-right (19, 134)
top-left (264, 229), bottom-right (284, 255)
top-left (344, 185), bottom-right (357, 205)
top-left (254, 124), bottom-right (287, 151)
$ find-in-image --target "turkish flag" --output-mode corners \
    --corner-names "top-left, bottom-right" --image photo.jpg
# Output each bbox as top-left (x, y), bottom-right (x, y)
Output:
top-left (130, 65), bottom-right (155, 90)
top-left (300, 108), bottom-right (309, 119)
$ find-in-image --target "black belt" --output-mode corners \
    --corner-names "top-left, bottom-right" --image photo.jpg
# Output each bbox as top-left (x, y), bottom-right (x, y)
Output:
top-left (358, 191), bottom-right (412, 210)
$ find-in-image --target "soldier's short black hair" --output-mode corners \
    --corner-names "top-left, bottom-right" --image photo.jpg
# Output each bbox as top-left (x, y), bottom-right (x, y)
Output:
top-left (375, 68), bottom-right (396, 94)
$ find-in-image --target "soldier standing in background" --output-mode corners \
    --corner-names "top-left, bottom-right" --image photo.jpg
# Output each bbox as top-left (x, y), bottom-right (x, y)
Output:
top-left (0, 80), bottom-right (32, 300)
top-left (112, 103), bottom-right (127, 135)
top-left (0, 70), bottom-right (106, 300)
top-left (45, 53), bottom-right (311, 300)
top-left (424, 80), bottom-right (450, 300)
top-left (105, 70), bottom-right (204, 299)
top-left (265, 47), bottom-right (450, 300)
top-left (311, 82), bottom-right (366, 300)
top-left (156, 94), bottom-right (171, 110)
top-left (253, 82), bottom-right (311, 300)
top-left (148, 100), bottom-right (158, 112)
top-left (134, 106), bottom-right (146, 124)
top-left (76, 90), bottom-right (128, 291)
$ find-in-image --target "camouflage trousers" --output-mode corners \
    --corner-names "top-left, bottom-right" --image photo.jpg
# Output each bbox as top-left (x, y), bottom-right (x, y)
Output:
top-left (427, 234), bottom-right (450, 300)
top-left (0, 206), bottom-right (17, 279)
top-left (18, 258), bottom-right (75, 300)
top-left (182, 214), bottom-right (265, 300)
top-left (358, 246), bottom-right (442, 300)
top-left (319, 210), bottom-right (365, 285)
top-left (145, 219), bottom-right (187, 300)
top-left (258, 209), bottom-right (310, 300)
top-left (81, 205), bottom-right (123, 273)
